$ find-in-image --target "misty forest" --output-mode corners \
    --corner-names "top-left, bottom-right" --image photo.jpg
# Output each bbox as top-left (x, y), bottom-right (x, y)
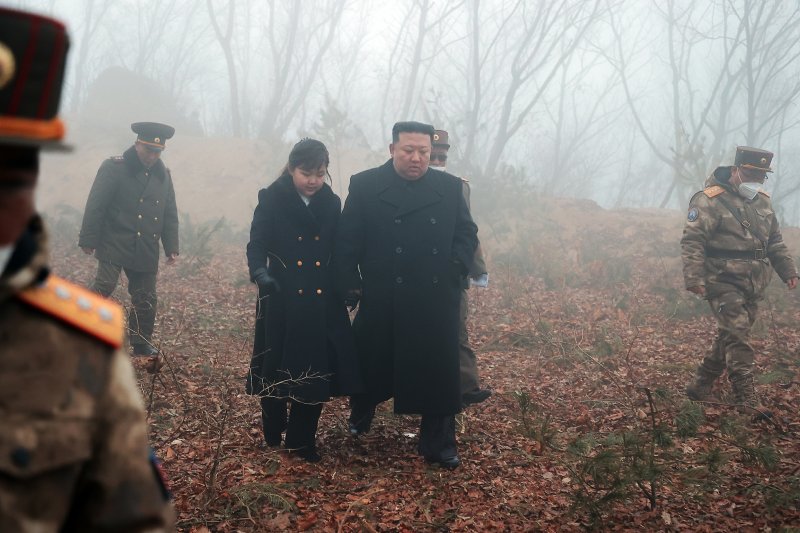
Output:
top-left (11, 0), bottom-right (800, 530)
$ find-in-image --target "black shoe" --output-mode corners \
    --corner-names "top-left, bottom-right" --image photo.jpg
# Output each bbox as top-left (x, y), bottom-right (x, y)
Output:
top-left (289, 447), bottom-right (321, 463)
top-left (132, 344), bottom-right (158, 357)
top-left (462, 388), bottom-right (491, 407)
top-left (425, 455), bottom-right (460, 469)
top-left (264, 435), bottom-right (282, 447)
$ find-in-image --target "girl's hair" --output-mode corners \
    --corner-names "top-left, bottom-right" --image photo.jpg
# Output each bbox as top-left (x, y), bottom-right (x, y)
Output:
top-left (279, 138), bottom-right (331, 181)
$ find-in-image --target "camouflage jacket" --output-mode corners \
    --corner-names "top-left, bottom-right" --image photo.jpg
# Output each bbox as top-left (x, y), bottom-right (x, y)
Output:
top-left (0, 217), bottom-right (174, 532)
top-left (681, 174), bottom-right (798, 294)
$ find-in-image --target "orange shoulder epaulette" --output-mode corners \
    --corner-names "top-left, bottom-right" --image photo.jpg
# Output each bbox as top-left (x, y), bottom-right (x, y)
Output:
top-left (703, 185), bottom-right (725, 198)
top-left (759, 190), bottom-right (771, 198)
top-left (16, 276), bottom-right (124, 348)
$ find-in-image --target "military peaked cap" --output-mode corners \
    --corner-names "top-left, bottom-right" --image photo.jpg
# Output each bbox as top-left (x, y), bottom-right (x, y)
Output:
top-left (735, 146), bottom-right (773, 173)
top-left (132, 122), bottom-right (175, 151)
top-left (433, 129), bottom-right (450, 148)
top-left (0, 7), bottom-right (70, 150)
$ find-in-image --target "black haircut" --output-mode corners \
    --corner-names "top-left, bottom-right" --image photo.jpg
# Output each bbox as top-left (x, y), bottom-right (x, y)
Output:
top-left (391, 121), bottom-right (435, 143)
top-left (288, 138), bottom-right (329, 171)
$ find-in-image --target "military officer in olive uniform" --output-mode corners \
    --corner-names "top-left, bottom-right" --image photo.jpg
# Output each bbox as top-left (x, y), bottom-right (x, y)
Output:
top-left (681, 146), bottom-right (798, 419)
top-left (0, 7), bottom-right (173, 530)
top-left (429, 129), bottom-right (491, 407)
top-left (79, 122), bottom-right (179, 356)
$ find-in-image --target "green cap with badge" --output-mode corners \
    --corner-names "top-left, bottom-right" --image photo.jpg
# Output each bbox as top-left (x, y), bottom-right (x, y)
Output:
top-left (734, 146), bottom-right (773, 173)
top-left (132, 122), bottom-right (175, 152)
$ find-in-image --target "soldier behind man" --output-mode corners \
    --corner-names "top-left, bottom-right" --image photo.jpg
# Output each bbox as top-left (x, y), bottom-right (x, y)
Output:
top-left (681, 146), bottom-right (798, 420)
top-left (79, 121), bottom-right (179, 358)
top-left (0, 7), bottom-right (173, 530)
top-left (430, 129), bottom-right (492, 407)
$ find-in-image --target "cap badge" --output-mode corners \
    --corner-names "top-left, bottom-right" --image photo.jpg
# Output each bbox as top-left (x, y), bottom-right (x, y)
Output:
top-left (154, 137), bottom-right (161, 143)
top-left (0, 42), bottom-right (16, 89)
top-left (761, 157), bottom-right (767, 165)
top-left (433, 133), bottom-right (440, 141)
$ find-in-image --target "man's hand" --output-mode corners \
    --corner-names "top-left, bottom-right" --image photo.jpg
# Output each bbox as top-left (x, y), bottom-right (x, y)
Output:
top-left (344, 288), bottom-right (361, 311)
top-left (687, 285), bottom-right (706, 297)
top-left (470, 273), bottom-right (489, 288)
top-left (787, 276), bottom-right (798, 290)
top-left (253, 267), bottom-right (280, 295)
top-left (81, 247), bottom-right (95, 255)
top-left (166, 253), bottom-right (178, 266)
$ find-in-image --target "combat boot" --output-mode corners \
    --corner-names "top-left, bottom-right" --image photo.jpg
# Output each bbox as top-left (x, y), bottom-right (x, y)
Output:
top-left (731, 375), bottom-right (772, 421)
top-left (685, 372), bottom-right (716, 401)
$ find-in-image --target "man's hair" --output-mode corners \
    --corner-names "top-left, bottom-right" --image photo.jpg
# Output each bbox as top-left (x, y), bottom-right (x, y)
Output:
top-left (392, 121), bottom-right (435, 143)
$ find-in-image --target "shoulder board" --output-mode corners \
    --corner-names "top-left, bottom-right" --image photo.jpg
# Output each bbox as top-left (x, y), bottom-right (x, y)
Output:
top-left (109, 155), bottom-right (124, 163)
top-left (703, 185), bottom-right (725, 198)
top-left (758, 190), bottom-right (770, 198)
top-left (460, 176), bottom-right (470, 183)
top-left (16, 276), bottom-right (124, 348)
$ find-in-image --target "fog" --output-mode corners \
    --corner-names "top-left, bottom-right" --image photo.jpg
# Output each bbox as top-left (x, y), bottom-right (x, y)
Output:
top-left (11, 0), bottom-right (800, 224)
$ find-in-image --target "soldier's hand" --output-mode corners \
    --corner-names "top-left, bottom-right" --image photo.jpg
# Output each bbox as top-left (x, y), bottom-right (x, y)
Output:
top-left (166, 253), bottom-right (178, 266)
top-left (253, 267), bottom-right (280, 295)
top-left (81, 247), bottom-right (95, 255)
top-left (687, 285), bottom-right (706, 296)
top-left (787, 277), bottom-right (798, 290)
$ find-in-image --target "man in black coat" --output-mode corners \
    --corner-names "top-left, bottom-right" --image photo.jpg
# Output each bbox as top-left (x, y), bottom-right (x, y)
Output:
top-left (336, 121), bottom-right (478, 468)
top-left (79, 122), bottom-right (179, 357)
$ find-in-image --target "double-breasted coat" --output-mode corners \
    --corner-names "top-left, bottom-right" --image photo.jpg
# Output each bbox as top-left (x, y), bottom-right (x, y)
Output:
top-left (79, 146), bottom-right (179, 273)
top-left (246, 174), bottom-right (362, 403)
top-left (336, 160), bottom-right (479, 415)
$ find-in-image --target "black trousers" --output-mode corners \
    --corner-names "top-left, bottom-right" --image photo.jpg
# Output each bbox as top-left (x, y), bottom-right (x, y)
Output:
top-left (91, 260), bottom-right (157, 349)
top-left (349, 396), bottom-right (457, 461)
top-left (261, 396), bottom-right (323, 451)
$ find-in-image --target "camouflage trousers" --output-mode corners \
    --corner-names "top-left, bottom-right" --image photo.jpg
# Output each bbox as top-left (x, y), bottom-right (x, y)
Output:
top-left (91, 260), bottom-right (158, 349)
top-left (459, 289), bottom-right (481, 395)
top-left (696, 287), bottom-right (760, 383)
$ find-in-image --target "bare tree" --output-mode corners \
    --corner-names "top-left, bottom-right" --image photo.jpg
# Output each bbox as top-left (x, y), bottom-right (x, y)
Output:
top-left (207, 0), bottom-right (242, 136)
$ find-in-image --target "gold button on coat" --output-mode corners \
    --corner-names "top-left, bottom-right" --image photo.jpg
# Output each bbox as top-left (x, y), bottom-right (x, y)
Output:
top-left (315, 261), bottom-right (321, 267)
top-left (314, 236), bottom-right (320, 241)
top-left (316, 289), bottom-right (322, 295)
top-left (298, 289), bottom-right (303, 295)
top-left (297, 260), bottom-right (303, 267)
top-left (297, 236), bottom-right (303, 242)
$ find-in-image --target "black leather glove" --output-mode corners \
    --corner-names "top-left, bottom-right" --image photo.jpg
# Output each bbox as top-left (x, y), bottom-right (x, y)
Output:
top-left (253, 267), bottom-right (280, 295)
top-left (344, 289), bottom-right (361, 311)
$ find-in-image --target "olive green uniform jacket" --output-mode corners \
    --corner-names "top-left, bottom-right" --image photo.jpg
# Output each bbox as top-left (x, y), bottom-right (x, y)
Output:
top-left (0, 217), bottom-right (173, 531)
top-left (79, 146), bottom-right (179, 272)
top-left (681, 171), bottom-right (798, 296)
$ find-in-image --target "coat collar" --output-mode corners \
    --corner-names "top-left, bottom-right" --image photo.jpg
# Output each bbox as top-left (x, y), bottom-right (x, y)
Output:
top-left (123, 145), bottom-right (167, 181)
top-left (273, 173), bottom-right (336, 230)
top-left (376, 159), bottom-right (444, 217)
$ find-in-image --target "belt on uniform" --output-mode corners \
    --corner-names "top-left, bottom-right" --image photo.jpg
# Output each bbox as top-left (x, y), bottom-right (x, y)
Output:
top-left (705, 247), bottom-right (767, 260)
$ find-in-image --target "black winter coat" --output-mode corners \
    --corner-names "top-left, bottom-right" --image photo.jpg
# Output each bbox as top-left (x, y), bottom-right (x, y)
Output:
top-left (246, 174), bottom-right (362, 403)
top-left (336, 160), bottom-right (479, 415)
top-left (79, 146), bottom-right (179, 272)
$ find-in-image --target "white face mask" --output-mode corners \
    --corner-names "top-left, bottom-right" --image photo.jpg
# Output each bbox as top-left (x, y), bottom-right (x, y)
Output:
top-left (738, 182), bottom-right (760, 200)
top-left (0, 245), bottom-right (12, 275)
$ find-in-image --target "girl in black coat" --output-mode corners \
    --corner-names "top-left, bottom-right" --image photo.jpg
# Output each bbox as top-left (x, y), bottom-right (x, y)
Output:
top-left (246, 139), bottom-right (361, 462)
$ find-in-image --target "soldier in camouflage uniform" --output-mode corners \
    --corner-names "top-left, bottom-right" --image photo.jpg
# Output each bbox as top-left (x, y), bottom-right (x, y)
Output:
top-left (681, 146), bottom-right (798, 419)
top-left (0, 7), bottom-right (173, 530)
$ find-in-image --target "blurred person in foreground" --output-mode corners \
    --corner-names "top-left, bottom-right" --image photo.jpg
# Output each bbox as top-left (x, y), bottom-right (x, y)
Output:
top-left (79, 121), bottom-right (179, 360)
top-left (681, 146), bottom-right (798, 421)
top-left (336, 121), bottom-right (478, 469)
top-left (245, 138), bottom-right (362, 462)
top-left (0, 6), bottom-right (173, 530)
top-left (430, 129), bottom-right (491, 408)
